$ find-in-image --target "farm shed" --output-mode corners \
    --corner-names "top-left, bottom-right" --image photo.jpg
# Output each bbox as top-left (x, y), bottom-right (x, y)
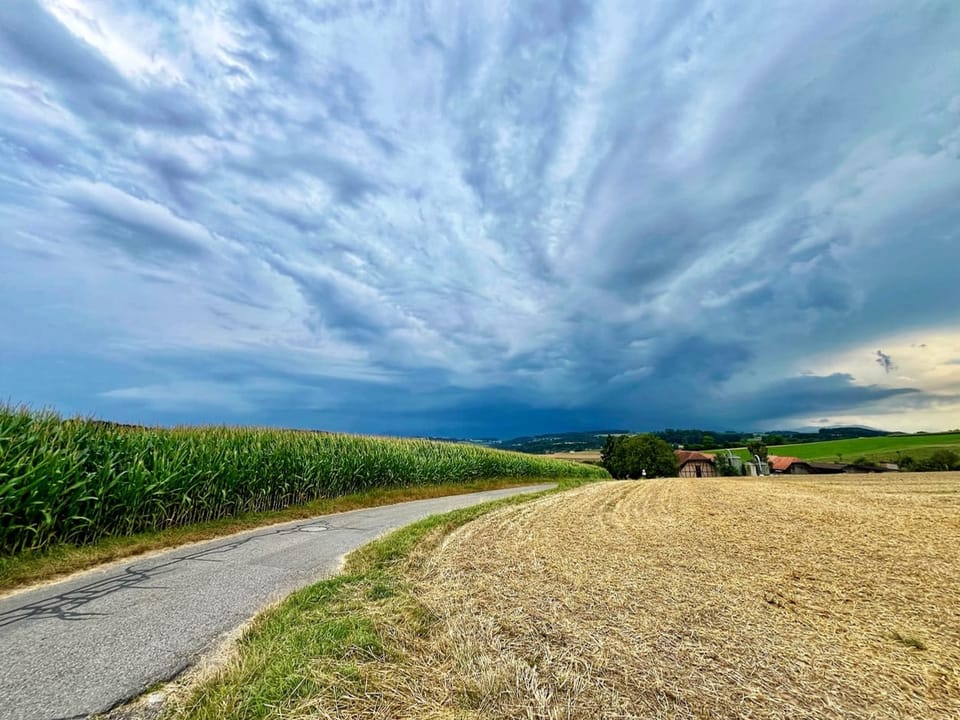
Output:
top-left (769, 455), bottom-right (813, 474)
top-left (805, 462), bottom-right (847, 474)
top-left (674, 450), bottom-right (717, 478)
top-left (843, 463), bottom-right (893, 473)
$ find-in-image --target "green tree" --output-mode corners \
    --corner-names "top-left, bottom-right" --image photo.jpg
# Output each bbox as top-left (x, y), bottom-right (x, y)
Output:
top-left (765, 434), bottom-right (785, 446)
top-left (601, 434), bottom-right (677, 479)
top-left (600, 435), bottom-right (621, 476)
top-left (746, 440), bottom-right (768, 463)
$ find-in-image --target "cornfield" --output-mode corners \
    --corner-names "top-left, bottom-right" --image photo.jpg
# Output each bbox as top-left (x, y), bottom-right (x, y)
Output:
top-left (0, 406), bottom-right (606, 554)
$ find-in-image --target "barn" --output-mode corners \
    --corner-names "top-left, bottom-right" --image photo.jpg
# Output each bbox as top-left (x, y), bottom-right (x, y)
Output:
top-left (674, 450), bottom-right (718, 478)
top-left (769, 455), bottom-right (813, 474)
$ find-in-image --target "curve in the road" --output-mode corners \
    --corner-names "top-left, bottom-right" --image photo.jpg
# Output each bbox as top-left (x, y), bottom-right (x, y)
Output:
top-left (0, 483), bottom-right (554, 720)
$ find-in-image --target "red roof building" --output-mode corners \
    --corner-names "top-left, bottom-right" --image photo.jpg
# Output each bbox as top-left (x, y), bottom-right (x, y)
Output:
top-left (674, 450), bottom-right (718, 478)
top-left (768, 455), bottom-right (812, 474)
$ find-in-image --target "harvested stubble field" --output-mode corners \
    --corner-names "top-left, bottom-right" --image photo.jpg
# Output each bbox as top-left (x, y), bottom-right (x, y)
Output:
top-left (331, 474), bottom-right (960, 719)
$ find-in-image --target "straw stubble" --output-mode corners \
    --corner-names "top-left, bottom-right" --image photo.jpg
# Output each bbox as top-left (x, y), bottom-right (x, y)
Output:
top-left (355, 475), bottom-right (960, 719)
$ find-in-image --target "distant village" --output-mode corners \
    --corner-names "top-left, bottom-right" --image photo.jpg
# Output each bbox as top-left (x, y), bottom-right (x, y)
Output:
top-left (674, 449), bottom-right (899, 478)
top-left (483, 427), bottom-right (960, 476)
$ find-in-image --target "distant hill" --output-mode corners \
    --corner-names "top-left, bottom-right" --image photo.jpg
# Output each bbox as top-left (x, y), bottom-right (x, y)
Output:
top-left (484, 430), bottom-right (629, 454)
top-left (720, 432), bottom-right (960, 466)
top-left (484, 426), bottom-right (891, 454)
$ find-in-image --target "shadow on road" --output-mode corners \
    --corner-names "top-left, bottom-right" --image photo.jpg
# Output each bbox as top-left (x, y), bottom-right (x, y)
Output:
top-left (0, 518), bottom-right (342, 628)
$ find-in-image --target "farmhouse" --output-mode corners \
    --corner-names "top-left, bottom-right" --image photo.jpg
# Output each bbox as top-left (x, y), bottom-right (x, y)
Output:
top-left (768, 455), bottom-right (813, 474)
top-left (675, 450), bottom-right (717, 478)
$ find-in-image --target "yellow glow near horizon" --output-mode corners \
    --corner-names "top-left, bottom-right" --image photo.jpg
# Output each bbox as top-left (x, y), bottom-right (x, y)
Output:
top-left (800, 327), bottom-right (960, 432)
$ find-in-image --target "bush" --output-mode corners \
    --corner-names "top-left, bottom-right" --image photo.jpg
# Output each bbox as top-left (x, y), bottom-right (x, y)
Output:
top-left (924, 449), bottom-right (959, 471)
top-left (895, 451), bottom-right (957, 472)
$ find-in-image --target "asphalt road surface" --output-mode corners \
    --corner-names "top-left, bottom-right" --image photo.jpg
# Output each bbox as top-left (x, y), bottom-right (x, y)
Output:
top-left (0, 484), bottom-right (553, 720)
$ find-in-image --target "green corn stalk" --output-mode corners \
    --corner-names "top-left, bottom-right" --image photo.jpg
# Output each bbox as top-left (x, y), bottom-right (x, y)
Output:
top-left (0, 405), bottom-right (607, 555)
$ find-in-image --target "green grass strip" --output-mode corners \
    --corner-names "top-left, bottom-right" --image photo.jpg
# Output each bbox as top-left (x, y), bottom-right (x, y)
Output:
top-left (164, 477), bottom-right (593, 720)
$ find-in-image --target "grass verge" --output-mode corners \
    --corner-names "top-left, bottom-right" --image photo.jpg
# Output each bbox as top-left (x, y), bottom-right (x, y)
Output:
top-left (157, 477), bottom-right (593, 720)
top-left (0, 477), bottom-right (548, 595)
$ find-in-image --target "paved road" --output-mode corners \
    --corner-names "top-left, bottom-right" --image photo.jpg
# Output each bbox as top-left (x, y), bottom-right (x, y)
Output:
top-left (0, 484), bottom-right (553, 720)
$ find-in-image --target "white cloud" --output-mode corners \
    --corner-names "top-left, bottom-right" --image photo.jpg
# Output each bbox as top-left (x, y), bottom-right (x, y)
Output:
top-left (100, 382), bottom-right (255, 413)
top-left (60, 179), bottom-right (215, 254)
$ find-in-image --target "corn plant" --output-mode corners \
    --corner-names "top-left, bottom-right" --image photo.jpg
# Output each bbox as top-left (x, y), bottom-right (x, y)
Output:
top-left (0, 405), bottom-right (607, 554)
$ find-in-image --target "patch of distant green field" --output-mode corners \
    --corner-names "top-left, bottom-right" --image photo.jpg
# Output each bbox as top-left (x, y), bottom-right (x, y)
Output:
top-left (714, 433), bottom-right (960, 463)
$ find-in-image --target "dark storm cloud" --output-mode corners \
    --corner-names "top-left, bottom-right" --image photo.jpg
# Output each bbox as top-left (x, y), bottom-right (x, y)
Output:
top-left (651, 337), bottom-right (752, 385)
top-left (2, 0), bottom-right (959, 435)
top-left (582, 370), bottom-right (933, 433)
top-left (726, 374), bottom-right (920, 424)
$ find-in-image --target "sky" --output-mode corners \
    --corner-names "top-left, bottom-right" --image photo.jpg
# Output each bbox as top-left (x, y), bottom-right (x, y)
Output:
top-left (1, 0), bottom-right (959, 438)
